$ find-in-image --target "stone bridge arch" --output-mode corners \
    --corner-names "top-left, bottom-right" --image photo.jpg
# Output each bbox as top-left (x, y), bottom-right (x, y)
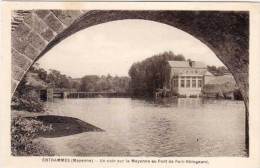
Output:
top-left (11, 10), bottom-right (249, 108)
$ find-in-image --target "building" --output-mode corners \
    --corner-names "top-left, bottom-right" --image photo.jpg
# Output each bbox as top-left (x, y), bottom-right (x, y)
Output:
top-left (202, 74), bottom-right (242, 100)
top-left (165, 61), bottom-right (208, 97)
top-left (204, 71), bottom-right (215, 84)
top-left (25, 72), bottom-right (48, 101)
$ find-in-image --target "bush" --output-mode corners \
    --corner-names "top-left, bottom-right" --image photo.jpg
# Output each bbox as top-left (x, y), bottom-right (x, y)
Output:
top-left (11, 117), bottom-right (53, 156)
top-left (11, 94), bottom-right (45, 112)
top-left (11, 76), bottom-right (45, 112)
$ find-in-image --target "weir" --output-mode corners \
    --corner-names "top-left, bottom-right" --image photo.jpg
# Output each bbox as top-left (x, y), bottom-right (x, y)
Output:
top-left (43, 88), bottom-right (130, 101)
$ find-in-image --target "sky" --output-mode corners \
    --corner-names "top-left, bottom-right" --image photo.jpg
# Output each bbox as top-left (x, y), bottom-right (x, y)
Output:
top-left (37, 19), bottom-right (224, 78)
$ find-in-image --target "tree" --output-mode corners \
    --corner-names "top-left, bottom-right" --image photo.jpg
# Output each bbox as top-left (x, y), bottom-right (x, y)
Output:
top-left (79, 75), bottom-right (130, 93)
top-left (46, 69), bottom-right (73, 89)
top-left (29, 64), bottom-right (48, 82)
top-left (80, 75), bottom-right (99, 92)
top-left (128, 51), bottom-right (185, 97)
top-left (207, 65), bottom-right (230, 76)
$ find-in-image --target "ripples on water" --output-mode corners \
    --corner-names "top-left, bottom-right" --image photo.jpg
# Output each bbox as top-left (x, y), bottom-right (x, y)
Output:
top-left (45, 98), bottom-right (246, 157)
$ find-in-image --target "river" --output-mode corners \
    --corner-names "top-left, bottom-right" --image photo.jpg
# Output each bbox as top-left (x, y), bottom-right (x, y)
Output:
top-left (42, 98), bottom-right (246, 157)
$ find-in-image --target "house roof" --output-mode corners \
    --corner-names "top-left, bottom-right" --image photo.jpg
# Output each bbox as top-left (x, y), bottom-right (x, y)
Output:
top-left (25, 72), bottom-right (47, 89)
top-left (203, 74), bottom-right (238, 94)
top-left (203, 83), bottom-right (237, 94)
top-left (168, 61), bottom-right (190, 68)
top-left (168, 61), bottom-right (206, 68)
top-left (206, 74), bottom-right (236, 85)
top-left (191, 61), bottom-right (206, 68)
top-left (205, 71), bottom-right (214, 76)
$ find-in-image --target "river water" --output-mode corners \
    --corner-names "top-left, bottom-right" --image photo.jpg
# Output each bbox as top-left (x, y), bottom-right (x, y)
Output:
top-left (43, 98), bottom-right (246, 157)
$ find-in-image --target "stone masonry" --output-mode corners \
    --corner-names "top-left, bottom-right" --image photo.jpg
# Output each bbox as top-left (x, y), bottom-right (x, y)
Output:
top-left (11, 10), bottom-right (84, 92)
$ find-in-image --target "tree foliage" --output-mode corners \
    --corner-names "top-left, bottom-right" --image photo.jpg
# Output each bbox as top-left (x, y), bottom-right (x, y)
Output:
top-left (11, 117), bottom-right (53, 156)
top-left (207, 65), bottom-right (229, 76)
top-left (12, 76), bottom-right (45, 112)
top-left (128, 51), bottom-right (185, 97)
top-left (28, 65), bottom-right (131, 93)
top-left (46, 69), bottom-right (72, 89)
top-left (79, 74), bottom-right (130, 93)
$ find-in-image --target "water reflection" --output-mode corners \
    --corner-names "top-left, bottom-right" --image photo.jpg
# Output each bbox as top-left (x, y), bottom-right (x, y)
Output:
top-left (44, 98), bottom-right (246, 156)
top-left (153, 97), bottom-right (203, 107)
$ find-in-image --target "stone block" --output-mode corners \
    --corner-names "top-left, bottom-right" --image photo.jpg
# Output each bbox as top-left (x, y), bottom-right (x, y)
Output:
top-left (44, 12), bottom-right (64, 33)
top-left (233, 72), bottom-right (249, 101)
top-left (23, 13), bottom-right (33, 25)
top-left (238, 54), bottom-right (249, 74)
top-left (11, 79), bottom-right (18, 94)
top-left (28, 31), bottom-right (47, 51)
top-left (12, 48), bottom-right (32, 70)
top-left (11, 35), bottom-right (29, 54)
top-left (236, 73), bottom-right (249, 88)
top-left (27, 14), bottom-right (49, 35)
top-left (12, 65), bottom-right (25, 81)
top-left (51, 10), bottom-right (81, 26)
top-left (35, 10), bottom-right (50, 19)
top-left (12, 22), bottom-right (31, 39)
top-left (41, 28), bottom-right (55, 41)
top-left (24, 44), bottom-right (40, 60)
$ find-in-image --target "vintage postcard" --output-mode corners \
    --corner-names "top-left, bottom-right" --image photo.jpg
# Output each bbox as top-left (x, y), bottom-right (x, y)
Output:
top-left (0, 1), bottom-right (260, 168)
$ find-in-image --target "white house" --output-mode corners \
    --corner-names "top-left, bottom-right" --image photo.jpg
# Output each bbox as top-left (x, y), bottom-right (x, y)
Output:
top-left (165, 60), bottom-right (210, 97)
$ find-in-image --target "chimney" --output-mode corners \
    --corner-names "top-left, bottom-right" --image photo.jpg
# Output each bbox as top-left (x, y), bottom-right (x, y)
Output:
top-left (188, 59), bottom-right (193, 67)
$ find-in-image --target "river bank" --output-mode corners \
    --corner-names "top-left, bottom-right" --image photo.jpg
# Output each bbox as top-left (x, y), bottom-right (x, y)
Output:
top-left (11, 110), bottom-right (104, 156)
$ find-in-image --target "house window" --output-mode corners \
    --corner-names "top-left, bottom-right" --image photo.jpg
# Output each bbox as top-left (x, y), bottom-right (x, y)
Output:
top-left (198, 80), bottom-right (202, 88)
top-left (172, 76), bottom-right (178, 88)
top-left (186, 79), bottom-right (190, 88)
top-left (181, 80), bottom-right (185, 87)
top-left (192, 77), bottom-right (196, 88)
top-left (173, 79), bottom-right (178, 87)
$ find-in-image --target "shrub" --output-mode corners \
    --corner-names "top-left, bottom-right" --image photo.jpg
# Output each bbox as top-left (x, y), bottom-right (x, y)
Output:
top-left (11, 94), bottom-right (45, 112)
top-left (11, 117), bottom-right (53, 156)
top-left (11, 76), bottom-right (45, 113)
